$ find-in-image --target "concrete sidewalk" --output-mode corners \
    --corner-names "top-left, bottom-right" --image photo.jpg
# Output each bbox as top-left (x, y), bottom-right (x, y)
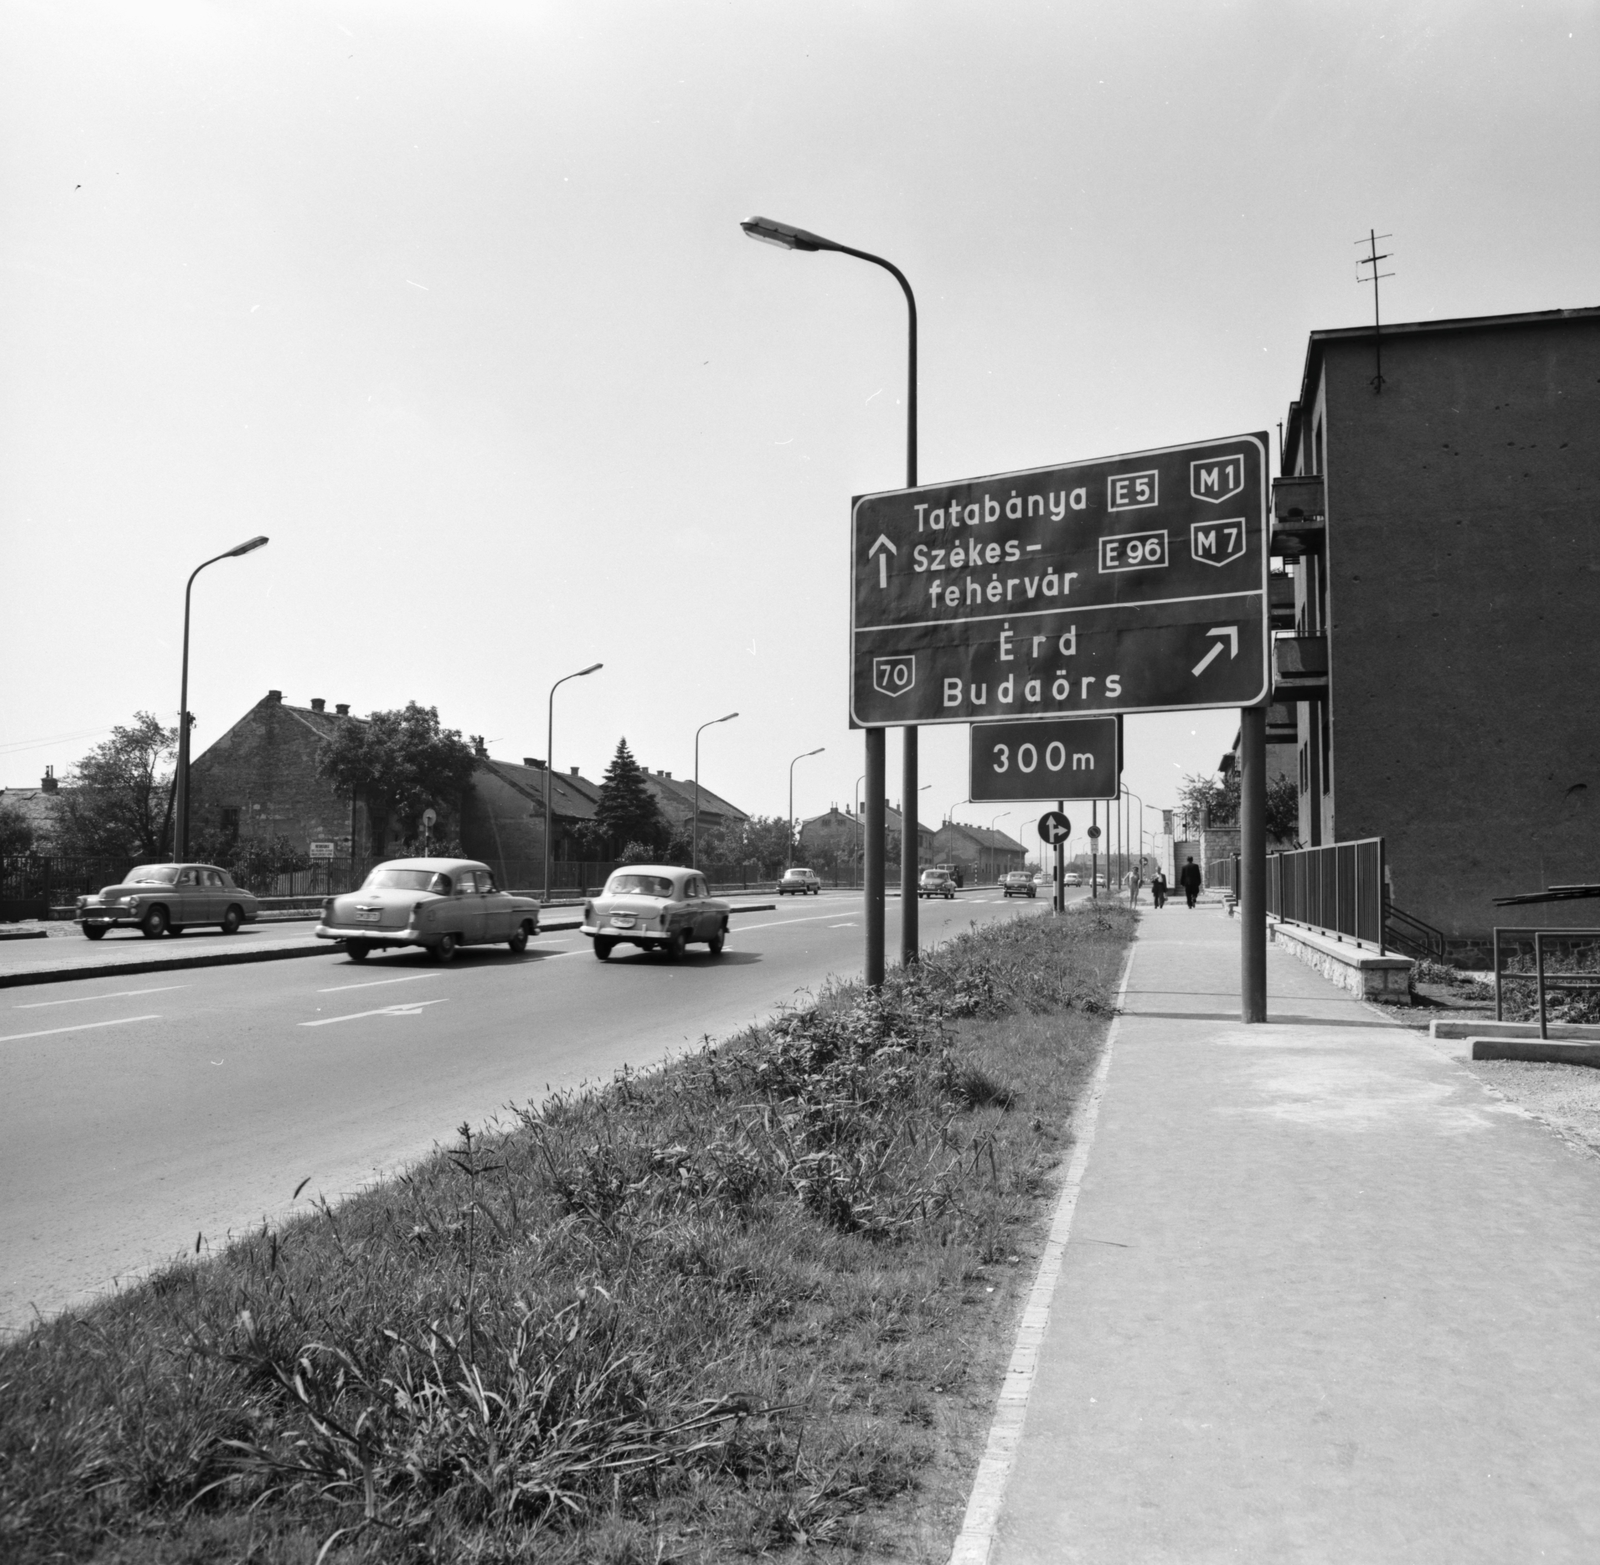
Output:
top-left (965, 903), bottom-right (1600, 1563)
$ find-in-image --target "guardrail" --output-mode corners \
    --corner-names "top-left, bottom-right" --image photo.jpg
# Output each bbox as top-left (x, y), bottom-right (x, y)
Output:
top-left (1266, 838), bottom-right (1385, 952)
top-left (1493, 926), bottom-right (1600, 1037)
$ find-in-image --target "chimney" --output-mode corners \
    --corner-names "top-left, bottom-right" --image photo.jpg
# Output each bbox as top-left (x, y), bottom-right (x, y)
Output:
top-left (310, 698), bottom-right (326, 713)
top-left (570, 765), bottom-right (580, 776)
top-left (263, 689), bottom-right (282, 705)
top-left (663, 770), bottom-right (672, 780)
top-left (41, 765), bottom-right (57, 793)
top-left (525, 757), bottom-right (546, 770)
top-left (472, 735), bottom-right (488, 758)
top-left (334, 703), bottom-right (350, 717)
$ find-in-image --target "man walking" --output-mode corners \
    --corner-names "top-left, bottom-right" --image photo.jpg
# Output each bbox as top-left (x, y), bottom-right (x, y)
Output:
top-left (1151, 870), bottom-right (1167, 909)
top-left (1179, 856), bottom-right (1203, 909)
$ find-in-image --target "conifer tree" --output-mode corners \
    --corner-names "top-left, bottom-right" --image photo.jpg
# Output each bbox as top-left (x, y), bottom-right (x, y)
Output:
top-left (593, 738), bottom-right (667, 855)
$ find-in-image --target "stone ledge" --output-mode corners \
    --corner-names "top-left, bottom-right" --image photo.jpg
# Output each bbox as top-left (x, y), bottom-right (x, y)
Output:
top-left (1469, 1037), bottom-right (1600, 1067)
top-left (1269, 918), bottom-right (1414, 1005)
top-left (1435, 1018), bottom-right (1600, 1042)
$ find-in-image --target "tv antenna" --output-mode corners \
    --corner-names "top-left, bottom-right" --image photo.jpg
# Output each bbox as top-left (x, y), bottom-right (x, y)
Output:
top-left (1355, 229), bottom-right (1394, 393)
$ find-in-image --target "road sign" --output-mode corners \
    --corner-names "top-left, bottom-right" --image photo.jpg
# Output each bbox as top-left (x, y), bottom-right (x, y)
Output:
top-left (1037, 810), bottom-right (1071, 845)
top-left (849, 433), bottom-right (1269, 726)
top-left (970, 715), bottom-right (1120, 802)
top-left (1087, 824), bottom-right (1102, 840)
top-left (308, 841), bottom-right (335, 860)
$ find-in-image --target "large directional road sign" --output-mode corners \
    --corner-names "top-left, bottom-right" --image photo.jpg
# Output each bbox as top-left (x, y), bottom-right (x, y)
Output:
top-left (970, 715), bottom-right (1120, 803)
top-left (850, 434), bottom-right (1269, 727)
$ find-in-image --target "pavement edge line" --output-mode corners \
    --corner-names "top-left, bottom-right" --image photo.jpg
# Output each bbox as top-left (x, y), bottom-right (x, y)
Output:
top-left (947, 934), bottom-right (1138, 1565)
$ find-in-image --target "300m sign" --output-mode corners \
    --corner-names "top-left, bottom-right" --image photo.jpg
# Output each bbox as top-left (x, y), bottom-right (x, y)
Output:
top-left (968, 715), bottom-right (1121, 803)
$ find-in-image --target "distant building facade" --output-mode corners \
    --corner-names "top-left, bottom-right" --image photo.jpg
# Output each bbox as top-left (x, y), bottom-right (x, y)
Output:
top-left (1274, 305), bottom-right (1600, 953)
top-left (930, 822), bottom-right (1027, 883)
top-left (799, 803), bottom-right (933, 872)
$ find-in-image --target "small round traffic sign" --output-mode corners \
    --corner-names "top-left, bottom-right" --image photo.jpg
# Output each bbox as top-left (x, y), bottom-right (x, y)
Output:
top-left (1086, 824), bottom-right (1102, 839)
top-left (1037, 810), bottom-right (1071, 845)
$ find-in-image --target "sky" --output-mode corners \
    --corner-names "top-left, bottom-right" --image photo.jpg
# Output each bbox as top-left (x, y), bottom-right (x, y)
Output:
top-left (3, 0), bottom-right (1597, 862)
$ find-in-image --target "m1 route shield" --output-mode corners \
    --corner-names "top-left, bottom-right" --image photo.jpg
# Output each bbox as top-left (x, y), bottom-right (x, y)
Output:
top-left (850, 434), bottom-right (1269, 727)
top-left (969, 716), bottom-right (1121, 803)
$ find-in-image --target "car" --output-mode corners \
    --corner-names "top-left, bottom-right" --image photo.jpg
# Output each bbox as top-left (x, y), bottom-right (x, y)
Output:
top-left (1002, 870), bottom-right (1037, 898)
top-left (919, 867), bottom-right (956, 899)
top-left (1064, 871), bottom-right (1082, 887)
top-left (583, 865), bottom-right (729, 960)
top-left (315, 857), bottom-right (540, 962)
top-left (778, 867), bottom-right (822, 896)
top-left (76, 863), bottom-right (260, 939)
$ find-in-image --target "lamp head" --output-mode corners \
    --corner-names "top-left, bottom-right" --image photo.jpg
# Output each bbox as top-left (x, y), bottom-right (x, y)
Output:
top-left (577, 662), bottom-right (602, 676)
top-left (228, 535), bottom-right (270, 557)
top-left (718, 711), bottom-right (739, 723)
top-left (740, 216), bottom-right (830, 252)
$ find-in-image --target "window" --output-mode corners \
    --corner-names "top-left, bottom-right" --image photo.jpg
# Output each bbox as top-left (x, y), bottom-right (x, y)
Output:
top-left (204, 870), bottom-right (225, 887)
top-left (220, 807), bottom-right (240, 841)
top-left (177, 869), bottom-right (198, 886)
top-left (455, 871), bottom-right (477, 894)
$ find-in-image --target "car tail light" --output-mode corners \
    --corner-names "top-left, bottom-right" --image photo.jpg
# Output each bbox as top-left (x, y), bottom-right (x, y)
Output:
top-left (584, 901), bottom-right (595, 921)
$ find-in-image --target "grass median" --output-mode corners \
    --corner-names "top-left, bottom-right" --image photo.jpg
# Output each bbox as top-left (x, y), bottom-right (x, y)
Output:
top-left (3, 902), bottom-right (1134, 1564)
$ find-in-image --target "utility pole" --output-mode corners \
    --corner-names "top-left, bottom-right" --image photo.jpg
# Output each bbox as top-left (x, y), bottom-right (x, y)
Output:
top-left (1356, 229), bottom-right (1395, 393)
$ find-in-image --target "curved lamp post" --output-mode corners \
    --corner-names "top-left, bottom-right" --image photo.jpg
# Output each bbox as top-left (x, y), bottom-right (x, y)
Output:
top-left (543, 662), bottom-right (602, 902)
top-left (787, 746), bottom-right (824, 869)
top-left (173, 535), bottom-right (269, 860)
top-left (692, 712), bottom-right (738, 871)
top-left (741, 214), bottom-right (919, 982)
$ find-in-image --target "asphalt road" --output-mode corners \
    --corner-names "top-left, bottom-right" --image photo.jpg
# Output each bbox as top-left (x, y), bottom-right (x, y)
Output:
top-left (0, 887), bottom-right (1077, 1333)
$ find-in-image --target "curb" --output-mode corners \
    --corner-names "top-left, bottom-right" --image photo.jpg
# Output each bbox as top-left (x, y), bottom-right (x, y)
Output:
top-left (1470, 1037), bottom-right (1600, 1067)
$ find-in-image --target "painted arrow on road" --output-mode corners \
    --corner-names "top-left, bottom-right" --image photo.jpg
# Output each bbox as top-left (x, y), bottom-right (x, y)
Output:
top-left (868, 533), bottom-right (898, 589)
top-left (1191, 625), bottom-right (1239, 678)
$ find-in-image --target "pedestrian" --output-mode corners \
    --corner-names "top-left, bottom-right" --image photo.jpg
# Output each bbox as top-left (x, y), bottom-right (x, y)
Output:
top-left (1129, 867), bottom-right (1142, 906)
top-left (1151, 870), bottom-right (1167, 909)
top-left (1179, 855), bottom-right (1202, 909)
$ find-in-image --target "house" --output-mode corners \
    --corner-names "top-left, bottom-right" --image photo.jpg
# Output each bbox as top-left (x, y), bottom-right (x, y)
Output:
top-left (187, 691), bottom-right (604, 885)
top-left (930, 822), bottom-right (1028, 883)
top-left (798, 803), bottom-right (934, 871)
top-left (1273, 304), bottom-right (1600, 955)
top-left (639, 767), bottom-right (749, 836)
top-left (0, 769), bottom-right (63, 849)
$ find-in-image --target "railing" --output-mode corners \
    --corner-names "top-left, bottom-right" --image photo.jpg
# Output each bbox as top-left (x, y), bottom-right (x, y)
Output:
top-left (1266, 837), bottom-right (1385, 952)
top-left (1493, 927), bottom-right (1600, 1038)
top-left (1383, 901), bottom-right (1446, 961)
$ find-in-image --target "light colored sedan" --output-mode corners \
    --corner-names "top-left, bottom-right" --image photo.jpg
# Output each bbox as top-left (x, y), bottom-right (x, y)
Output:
top-left (315, 857), bottom-right (540, 963)
top-left (582, 865), bottom-right (729, 961)
top-left (76, 863), bottom-right (260, 939)
top-left (777, 867), bottom-right (821, 896)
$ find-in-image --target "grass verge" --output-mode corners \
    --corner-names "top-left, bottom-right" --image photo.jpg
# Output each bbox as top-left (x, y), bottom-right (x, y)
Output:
top-left (2, 903), bottom-right (1134, 1563)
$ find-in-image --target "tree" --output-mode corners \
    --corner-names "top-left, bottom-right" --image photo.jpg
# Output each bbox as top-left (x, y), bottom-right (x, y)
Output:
top-left (694, 815), bottom-right (795, 877)
top-left (588, 739), bottom-right (668, 858)
top-left (52, 713), bottom-right (177, 860)
top-left (0, 803), bottom-right (34, 856)
top-left (316, 702), bottom-right (478, 856)
top-left (1266, 773), bottom-right (1300, 844)
top-left (1177, 768), bottom-right (1300, 844)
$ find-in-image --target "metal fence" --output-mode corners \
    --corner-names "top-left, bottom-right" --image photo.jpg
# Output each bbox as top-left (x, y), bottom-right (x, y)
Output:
top-left (1266, 838), bottom-right (1385, 951)
top-left (1, 854), bottom-right (136, 918)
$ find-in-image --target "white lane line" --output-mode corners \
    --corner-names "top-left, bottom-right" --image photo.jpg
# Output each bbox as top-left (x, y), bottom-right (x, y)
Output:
top-left (300, 998), bottom-right (450, 1028)
top-left (14, 984), bottom-right (190, 1010)
top-left (948, 941), bottom-right (1137, 1565)
top-left (319, 973), bottom-right (444, 994)
top-left (0, 1013), bottom-right (162, 1044)
top-left (736, 910), bottom-right (869, 932)
top-left (830, 922), bottom-right (858, 928)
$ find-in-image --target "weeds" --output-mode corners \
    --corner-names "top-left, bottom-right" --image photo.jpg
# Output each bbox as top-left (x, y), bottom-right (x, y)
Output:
top-left (1, 902), bottom-right (1133, 1563)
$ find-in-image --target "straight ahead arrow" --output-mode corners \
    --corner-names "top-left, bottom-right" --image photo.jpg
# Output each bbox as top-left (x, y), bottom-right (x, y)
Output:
top-left (868, 533), bottom-right (898, 589)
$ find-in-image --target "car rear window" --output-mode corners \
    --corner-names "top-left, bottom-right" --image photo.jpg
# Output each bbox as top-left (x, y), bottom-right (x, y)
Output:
top-left (362, 868), bottom-right (451, 894)
top-left (606, 874), bottom-right (675, 898)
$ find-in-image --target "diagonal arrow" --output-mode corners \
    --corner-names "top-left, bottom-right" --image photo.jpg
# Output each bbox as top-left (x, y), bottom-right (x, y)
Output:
top-left (868, 533), bottom-right (898, 589)
top-left (1191, 625), bottom-right (1239, 678)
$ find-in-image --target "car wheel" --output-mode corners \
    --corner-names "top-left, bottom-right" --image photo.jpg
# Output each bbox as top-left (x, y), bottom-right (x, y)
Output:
top-left (347, 940), bottom-right (371, 962)
top-left (140, 906), bottom-right (169, 938)
top-left (429, 933), bottom-right (458, 963)
top-left (508, 921), bottom-right (531, 954)
top-left (708, 922), bottom-right (726, 956)
top-left (594, 937), bottom-right (615, 961)
top-left (665, 929), bottom-right (688, 962)
top-left (220, 905), bottom-right (243, 935)
top-left (82, 925), bottom-right (107, 940)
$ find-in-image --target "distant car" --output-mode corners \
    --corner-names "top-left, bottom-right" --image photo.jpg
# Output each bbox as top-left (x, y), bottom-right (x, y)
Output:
top-left (1002, 870), bottom-right (1037, 898)
top-left (76, 863), bottom-right (259, 939)
top-left (1093, 874), bottom-right (1106, 887)
top-left (583, 865), bottom-right (730, 960)
top-left (919, 867), bottom-right (956, 899)
top-left (315, 857), bottom-right (539, 963)
top-left (778, 867), bottom-right (822, 896)
top-left (1064, 871), bottom-right (1082, 887)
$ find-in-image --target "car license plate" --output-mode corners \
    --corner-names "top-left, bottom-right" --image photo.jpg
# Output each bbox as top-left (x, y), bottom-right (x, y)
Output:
top-left (611, 915), bottom-right (636, 929)
top-left (356, 909), bottom-right (380, 923)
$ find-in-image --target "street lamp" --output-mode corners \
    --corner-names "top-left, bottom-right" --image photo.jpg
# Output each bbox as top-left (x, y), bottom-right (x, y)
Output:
top-left (692, 712), bottom-right (738, 870)
top-left (173, 534), bottom-right (269, 860)
top-left (543, 662), bottom-right (603, 902)
top-left (742, 214), bottom-right (919, 982)
top-left (1123, 784), bottom-right (1147, 902)
top-left (989, 811), bottom-right (1010, 885)
top-left (787, 747), bottom-right (825, 869)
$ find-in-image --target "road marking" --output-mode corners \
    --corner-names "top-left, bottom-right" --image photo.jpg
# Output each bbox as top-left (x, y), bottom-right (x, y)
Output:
top-left (0, 1013), bottom-right (162, 1044)
top-left (14, 985), bottom-right (189, 1009)
top-left (735, 910), bottom-right (870, 932)
top-left (300, 998), bottom-right (450, 1028)
top-left (830, 922), bottom-right (858, 928)
top-left (318, 973), bottom-right (444, 994)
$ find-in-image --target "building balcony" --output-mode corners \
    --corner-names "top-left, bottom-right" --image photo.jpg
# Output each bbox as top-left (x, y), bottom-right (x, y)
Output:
top-left (1273, 634), bottom-right (1328, 701)
top-left (1270, 475), bottom-right (1326, 558)
top-left (1269, 571), bottom-right (1296, 630)
top-left (1265, 702), bottom-right (1298, 744)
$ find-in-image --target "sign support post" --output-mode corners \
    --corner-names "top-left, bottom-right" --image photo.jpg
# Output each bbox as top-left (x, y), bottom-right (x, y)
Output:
top-left (1091, 803), bottom-right (1099, 900)
top-left (864, 729), bottom-right (886, 987)
top-left (1240, 703), bottom-right (1267, 1022)
top-left (1054, 797), bottom-right (1065, 914)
